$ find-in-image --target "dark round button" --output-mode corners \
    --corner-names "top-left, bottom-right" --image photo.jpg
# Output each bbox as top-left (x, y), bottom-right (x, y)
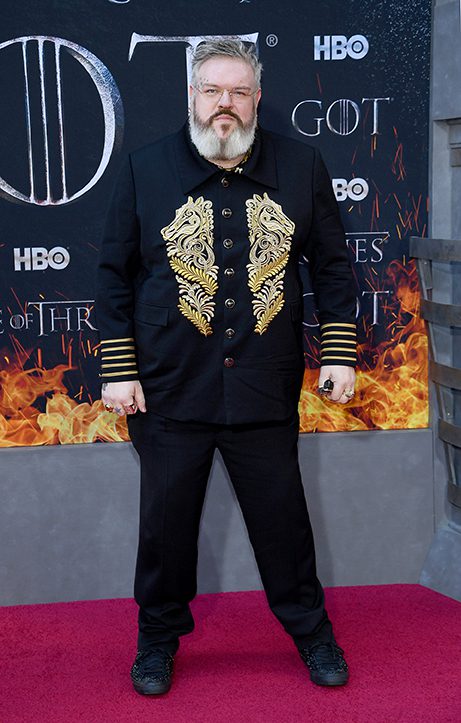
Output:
top-left (221, 177), bottom-right (230, 188)
top-left (223, 238), bottom-right (233, 249)
top-left (222, 208), bottom-right (232, 218)
top-left (224, 357), bottom-right (235, 368)
top-left (225, 328), bottom-right (235, 338)
top-left (225, 298), bottom-right (235, 308)
top-left (224, 267), bottom-right (235, 276)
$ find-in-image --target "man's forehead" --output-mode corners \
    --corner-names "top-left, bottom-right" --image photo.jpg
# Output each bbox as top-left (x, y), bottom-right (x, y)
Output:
top-left (197, 56), bottom-right (255, 85)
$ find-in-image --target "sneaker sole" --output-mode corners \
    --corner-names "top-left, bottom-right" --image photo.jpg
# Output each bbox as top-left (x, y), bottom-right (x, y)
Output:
top-left (132, 679), bottom-right (172, 695)
top-left (310, 671), bottom-right (349, 686)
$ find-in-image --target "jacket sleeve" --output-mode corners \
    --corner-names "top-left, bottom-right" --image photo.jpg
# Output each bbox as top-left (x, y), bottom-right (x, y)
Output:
top-left (95, 155), bottom-right (140, 383)
top-left (305, 148), bottom-right (357, 368)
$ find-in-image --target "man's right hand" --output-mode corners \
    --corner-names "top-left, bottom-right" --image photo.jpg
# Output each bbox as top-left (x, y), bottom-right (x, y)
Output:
top-left (101, 381), bottom-right (147, 416)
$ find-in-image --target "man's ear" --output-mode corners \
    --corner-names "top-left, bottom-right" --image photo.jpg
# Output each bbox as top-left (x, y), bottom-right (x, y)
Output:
top-left (188, 85), bottom-right (194, 114)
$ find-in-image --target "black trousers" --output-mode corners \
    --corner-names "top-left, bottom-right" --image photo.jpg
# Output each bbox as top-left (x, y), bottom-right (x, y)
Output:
top-left (127, 410), bottom-right (334, 655)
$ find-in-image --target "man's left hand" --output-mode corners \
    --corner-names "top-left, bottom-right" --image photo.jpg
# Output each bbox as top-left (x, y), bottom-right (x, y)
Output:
top-left (318, 365), bottom-right (356, 404)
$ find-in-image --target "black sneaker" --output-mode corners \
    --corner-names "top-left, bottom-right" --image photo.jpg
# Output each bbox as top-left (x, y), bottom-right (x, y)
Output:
top-left (298, 641), bottom-right (349, 686)
top-left (130, 648), bottom-right (174, 695)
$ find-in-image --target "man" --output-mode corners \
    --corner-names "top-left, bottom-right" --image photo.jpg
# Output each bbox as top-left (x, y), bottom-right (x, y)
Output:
top-left (97, 38), bottom-right (356, 695)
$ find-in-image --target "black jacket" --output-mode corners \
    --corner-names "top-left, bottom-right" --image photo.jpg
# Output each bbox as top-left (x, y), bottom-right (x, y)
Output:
top-left (96, 125), bottom-right (356, 424)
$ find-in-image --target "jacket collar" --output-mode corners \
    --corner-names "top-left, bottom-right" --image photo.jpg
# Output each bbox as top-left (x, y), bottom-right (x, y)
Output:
top-left (174, 123), bottom-right (278, 194)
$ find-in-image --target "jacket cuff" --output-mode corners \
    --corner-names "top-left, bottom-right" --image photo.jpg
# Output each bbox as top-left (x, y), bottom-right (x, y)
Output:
top-left (99, 337), bottom-right (139, 382)
top-left (320, 322), bottom-right (357, 367)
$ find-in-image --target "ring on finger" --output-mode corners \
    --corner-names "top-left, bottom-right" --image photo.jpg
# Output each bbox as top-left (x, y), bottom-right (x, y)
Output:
top-left (104, 403), bottom-right (114, 412)
top-left (343, 389), bottom-right (355, 399)
top-left (318, 379), bottom-right (335, 396)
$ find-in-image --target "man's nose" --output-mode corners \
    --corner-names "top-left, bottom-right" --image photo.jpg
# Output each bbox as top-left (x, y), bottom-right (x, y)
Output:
top-left (218, 89), bottom-right (233, 107)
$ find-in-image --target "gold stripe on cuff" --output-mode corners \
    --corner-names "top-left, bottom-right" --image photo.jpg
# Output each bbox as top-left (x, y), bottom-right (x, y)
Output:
top-left (100, 337), bottom-right (134, 344)
top-left (100, 354), bottom-right (136, 360)
top-left (321, 347), bottom-right (356, 353)
top-left (101, 370), bottom-right (139, 377)
top-left (321, 355), bottom-right (356, 362)
top-left (321, 340), bottom-right (356, 345)
top-left (320, 322), bottom-right (356, 330)
top-left (101, 362), bottom-right (137, 368)
top-left (101, 346), bottom-right (135, 353)
top-left (321, 330), bottom-right (356, 337)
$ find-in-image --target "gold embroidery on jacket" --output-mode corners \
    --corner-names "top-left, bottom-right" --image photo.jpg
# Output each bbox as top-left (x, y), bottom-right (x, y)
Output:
top-left (246, 193), bottom-right (295, 334)
top-left (161, 196), bottom-right (218, 336)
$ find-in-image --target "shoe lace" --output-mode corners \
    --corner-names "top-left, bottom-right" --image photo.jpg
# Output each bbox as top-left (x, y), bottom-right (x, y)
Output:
top-left (309, 642), bottom-right (344, 661)
top-left (137, 648), bottom-right (174, 677)
top-left (301, 641), bottom-right (347, 671)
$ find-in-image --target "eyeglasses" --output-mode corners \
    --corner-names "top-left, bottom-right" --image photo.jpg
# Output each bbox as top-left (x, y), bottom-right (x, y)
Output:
top-left (193, 85), bottom-right (258, 104)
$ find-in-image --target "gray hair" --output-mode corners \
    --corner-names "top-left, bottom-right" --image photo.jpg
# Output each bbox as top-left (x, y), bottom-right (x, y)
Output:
top-left (191, 38), bottom-right (262, 89)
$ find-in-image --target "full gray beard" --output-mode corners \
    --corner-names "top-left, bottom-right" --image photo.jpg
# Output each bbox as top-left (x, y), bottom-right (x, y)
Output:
top-left (189, 104), bottom-right (257, 162)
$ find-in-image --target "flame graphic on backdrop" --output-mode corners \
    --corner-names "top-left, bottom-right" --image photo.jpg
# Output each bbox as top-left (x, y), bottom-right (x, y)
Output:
top-left (300, 258), bottom-right (428, 432)
top-left (0, 259), bottom-right (427, 447)
top-left (0, 363), bottom-right (129, 446)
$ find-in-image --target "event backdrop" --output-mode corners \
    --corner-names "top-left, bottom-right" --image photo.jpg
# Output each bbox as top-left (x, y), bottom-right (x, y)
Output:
top-left (0, 0), bottom-right (431, 446)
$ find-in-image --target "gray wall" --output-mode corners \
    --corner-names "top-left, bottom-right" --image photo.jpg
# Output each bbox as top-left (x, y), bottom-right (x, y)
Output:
top-left (1, 429), bottom-right (434, 606)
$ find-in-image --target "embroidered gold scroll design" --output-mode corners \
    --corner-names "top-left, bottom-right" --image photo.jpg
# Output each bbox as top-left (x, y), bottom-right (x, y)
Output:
top-left (246, 193), bottom-right (295, 334)
top-left (161, 196), bottom-right (218, 336)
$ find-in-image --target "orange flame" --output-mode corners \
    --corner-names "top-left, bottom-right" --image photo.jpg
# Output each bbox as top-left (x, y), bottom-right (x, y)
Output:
top-left (0, 364), bottom-right (129, 447)
top-left (299, 259), bottom-right (428, 432)
top-left (0, 259), bottom-right (428, 446)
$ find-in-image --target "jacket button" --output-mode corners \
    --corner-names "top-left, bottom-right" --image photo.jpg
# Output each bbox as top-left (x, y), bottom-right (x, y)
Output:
top-left (221, 177), bottom-right (230, 187)
top-left (225, 328), bottom-right (235, 338)
top-left (224, 357), bottom-right (235, 367)
top-left (225, 298), bottom-right (235, 308)
top-left (223, 239), bottom-right (233, 249)
top-left (224, 267), bottom-right (235, 276)
top-left (222, 208), bottom-right (232, 218)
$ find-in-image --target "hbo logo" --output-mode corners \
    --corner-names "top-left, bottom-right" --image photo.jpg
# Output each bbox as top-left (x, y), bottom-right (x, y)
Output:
top-left (333, 178), bottom-right (369, 202)
top-left (314, 35), bottom-right (369, 61)
top-left (14, 246), bottom-right (70, 271)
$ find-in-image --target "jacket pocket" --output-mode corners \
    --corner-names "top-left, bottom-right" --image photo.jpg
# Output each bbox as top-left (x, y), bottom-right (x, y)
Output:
top-left (134, 302), bottom-right (169, 326)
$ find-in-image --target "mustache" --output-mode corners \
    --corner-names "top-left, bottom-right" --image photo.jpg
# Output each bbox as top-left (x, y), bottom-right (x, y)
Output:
top-left (208, 110), bottom-right (243, 125)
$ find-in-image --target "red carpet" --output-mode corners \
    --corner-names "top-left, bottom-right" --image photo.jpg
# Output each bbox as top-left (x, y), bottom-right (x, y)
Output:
top-left (1, 585), bottom-right (460, 722)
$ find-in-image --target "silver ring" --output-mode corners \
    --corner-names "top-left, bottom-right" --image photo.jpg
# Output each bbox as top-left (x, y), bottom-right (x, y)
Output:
top-left (344, 389), bottom-right (355, 399)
